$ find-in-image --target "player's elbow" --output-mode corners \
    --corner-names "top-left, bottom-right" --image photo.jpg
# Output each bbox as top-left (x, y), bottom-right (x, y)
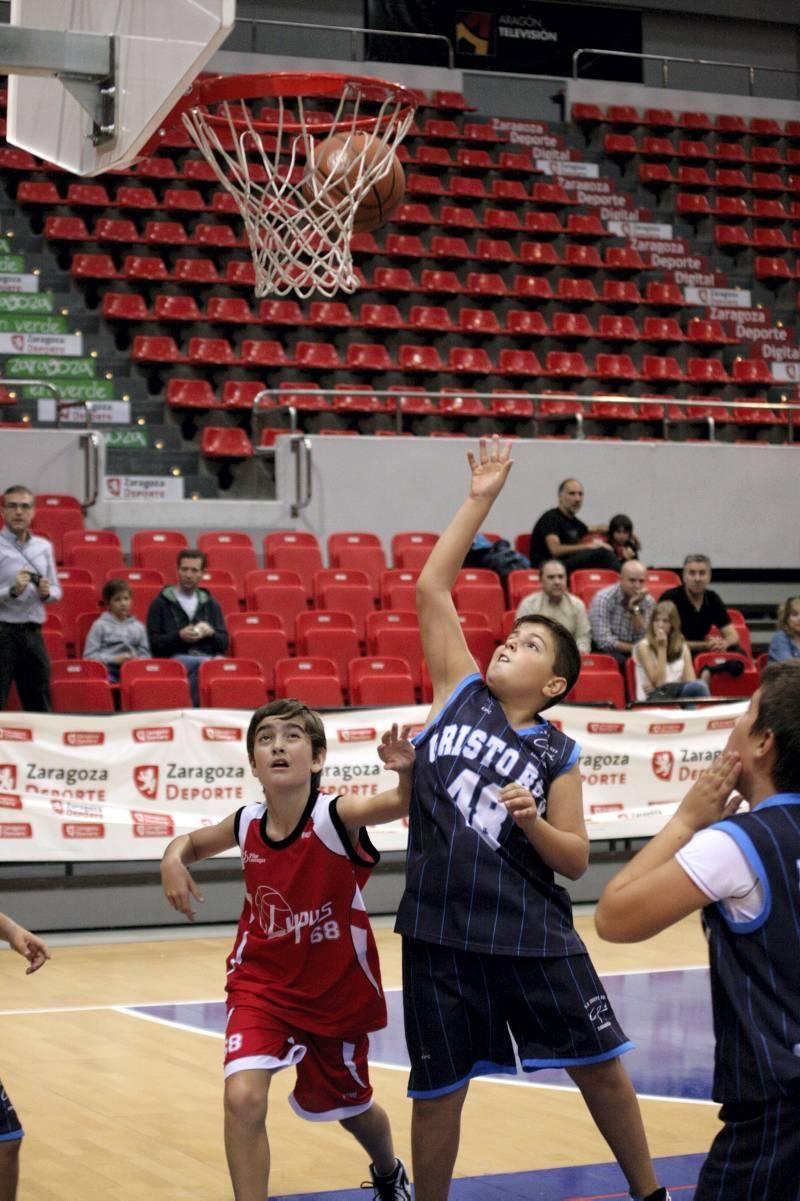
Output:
top-left (594, 897), bottom-right (634, 943)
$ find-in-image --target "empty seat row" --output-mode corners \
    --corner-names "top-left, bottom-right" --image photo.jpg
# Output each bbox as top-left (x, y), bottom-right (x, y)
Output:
top-left (573, 104), bottom-right (800, 140)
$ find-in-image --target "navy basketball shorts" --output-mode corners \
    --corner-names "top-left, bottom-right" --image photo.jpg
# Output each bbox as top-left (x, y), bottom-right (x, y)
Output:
top-left (695, 1095), bottom-right (800, 1201)
top-left (0, 1079), bottom-right (23, 1142)
top-left (402, 938), bottom-right (633, 1098)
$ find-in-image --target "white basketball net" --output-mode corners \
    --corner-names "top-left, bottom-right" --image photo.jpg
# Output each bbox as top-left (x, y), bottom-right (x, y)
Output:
top-left (181, 79), bottom-right (415, 298)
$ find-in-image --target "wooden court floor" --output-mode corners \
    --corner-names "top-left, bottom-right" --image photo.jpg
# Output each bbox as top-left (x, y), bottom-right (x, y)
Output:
top-left (0, 914), bottom-right (721, 1201)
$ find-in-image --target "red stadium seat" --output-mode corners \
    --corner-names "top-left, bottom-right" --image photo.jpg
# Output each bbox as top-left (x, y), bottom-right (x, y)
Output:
top-left (119, 658), bottom-right (191, 711)
top-left (249, 572), bottom-right (309, 636)
top-left (348, 657), bottom-right (416, 707)
top-left (198, 658), bottom-right (267, 708)
top-left (328, 534), bottom-right (386, 598)
top-left (50, 660), bottom-right (115, 714)
top-left (295, 611), bottom-right (361, 685)
top-left (273, 657), bottom-right (344, 707)
top-left (568, 672), bottom-right (625, 709)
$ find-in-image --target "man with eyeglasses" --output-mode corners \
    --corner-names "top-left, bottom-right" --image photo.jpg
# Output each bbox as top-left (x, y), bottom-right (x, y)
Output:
top-left (0, 485), bottom-right (61, 711)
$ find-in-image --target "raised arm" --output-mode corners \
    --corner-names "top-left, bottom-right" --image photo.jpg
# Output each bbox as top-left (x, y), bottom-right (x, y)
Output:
top-left (161, 812), bottom-right (237, 921)
top-left (418, 437), bottom-right (513, 720)
top-left (337, 724), bottom-right (416, 829)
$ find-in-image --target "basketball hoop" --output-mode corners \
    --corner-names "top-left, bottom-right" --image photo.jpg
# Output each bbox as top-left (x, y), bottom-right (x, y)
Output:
top-left (152, 72), bottom-right (417, 298)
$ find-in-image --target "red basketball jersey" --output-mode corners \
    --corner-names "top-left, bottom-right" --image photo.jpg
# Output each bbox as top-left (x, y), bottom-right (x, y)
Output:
top-left (225, 792), bottom-right (387, 1037)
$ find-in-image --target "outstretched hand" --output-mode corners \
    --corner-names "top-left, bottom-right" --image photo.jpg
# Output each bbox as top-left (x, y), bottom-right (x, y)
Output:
top-left (377, 724), bottom-right (416, 774)
top-left (677, 751), bottom-right (744, 833)
top-left (466, 436), bottom-right (513, 503)
top-left (8, 923), bottom-right (51, 974)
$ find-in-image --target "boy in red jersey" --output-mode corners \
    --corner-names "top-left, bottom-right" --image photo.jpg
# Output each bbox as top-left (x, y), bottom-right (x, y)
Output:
top-left (161, 699), bottom-right (413, 1201)
top-left (0, 911), bottom-right (50, 1201)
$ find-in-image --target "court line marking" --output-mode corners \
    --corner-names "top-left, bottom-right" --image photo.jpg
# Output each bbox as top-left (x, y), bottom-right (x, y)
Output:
top-left (0, 963), bottom-right (710, 1017)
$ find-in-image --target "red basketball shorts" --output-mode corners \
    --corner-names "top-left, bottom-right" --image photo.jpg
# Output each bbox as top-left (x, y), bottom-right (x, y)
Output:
top-left (224, 995), bottom-right (374, 1121)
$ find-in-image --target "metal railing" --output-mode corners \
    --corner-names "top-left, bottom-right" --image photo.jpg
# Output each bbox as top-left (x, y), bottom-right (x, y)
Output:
top-left (573, 48), bottom-right (800, 96)
top-left (235, 16), bottom-right (454, 70)
top-left (251, 388), bottom-right (798, 442)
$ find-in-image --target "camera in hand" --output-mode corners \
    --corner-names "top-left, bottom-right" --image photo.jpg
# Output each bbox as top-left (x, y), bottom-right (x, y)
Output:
top-left (27, 571), bottom-right (41, 587)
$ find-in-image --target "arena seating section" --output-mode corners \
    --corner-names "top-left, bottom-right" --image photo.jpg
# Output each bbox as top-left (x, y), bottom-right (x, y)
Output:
top-left (0, 505), bottom-right (764, 713)
top-left (0, 86), bottom-right (797, 488)
top-left (0, 87), bottom-right (785, 709)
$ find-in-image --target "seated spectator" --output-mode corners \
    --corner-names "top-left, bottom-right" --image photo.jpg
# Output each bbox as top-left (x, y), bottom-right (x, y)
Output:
top-left (83, 579), bottom-right (150, 682)
top-left (633, 601), bottom-right (710, 704)
top-left (529, 478), bottom-right (618, 574)
top-left (659, 555), bottom-right (744, 657)
top-left (767, 596), bottom-right (800, 663)
top-left (146, 549), bottom-right (229, 706)
top-left (516, 559), bottom-right (591, 653)
top-left (589, 559), bottom-right (654, 667)
top-left (607, 513), bottom-right (641, 565)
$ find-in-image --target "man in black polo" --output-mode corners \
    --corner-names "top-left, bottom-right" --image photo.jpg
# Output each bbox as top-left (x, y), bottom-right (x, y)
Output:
top-left (0, 485), bottom-right (62, 711)
top-left (529, 478), bottom-right (619, 574)
top-left (660, 554), bottom-right (743, 655)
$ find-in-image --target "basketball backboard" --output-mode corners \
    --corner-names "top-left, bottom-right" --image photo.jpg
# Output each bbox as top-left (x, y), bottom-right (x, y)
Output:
top-left (5, 0), bottom-right (236, 176)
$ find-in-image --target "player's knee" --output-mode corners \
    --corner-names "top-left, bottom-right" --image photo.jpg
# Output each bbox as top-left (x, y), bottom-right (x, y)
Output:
top-left (413, 1082), bottom-right (468, 1120)
top-left (224, 1072), bottom-right (270, 1127)
top-left (568, 1055), bottom-right (626, 1093)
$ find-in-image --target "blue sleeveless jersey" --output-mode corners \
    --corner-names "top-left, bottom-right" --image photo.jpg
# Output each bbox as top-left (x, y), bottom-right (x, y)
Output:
top-left (395, 673), bottom-right (585, 956)
top-left (703, 793), bottom-right (800, 1103)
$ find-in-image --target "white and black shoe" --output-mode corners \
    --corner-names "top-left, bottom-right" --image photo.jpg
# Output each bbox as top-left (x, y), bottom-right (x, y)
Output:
top-left (362, 1157), bottom-right (411, 1200)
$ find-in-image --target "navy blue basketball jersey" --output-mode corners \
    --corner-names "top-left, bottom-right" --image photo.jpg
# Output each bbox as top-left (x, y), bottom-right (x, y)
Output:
top-left (703, 794), bottom-right (800, 1104)
top-left (395, 673), bottom-right (585, 956)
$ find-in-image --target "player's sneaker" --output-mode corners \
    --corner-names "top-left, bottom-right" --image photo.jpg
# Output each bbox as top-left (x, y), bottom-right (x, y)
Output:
top-left (362, 1157), bottom-right (411, 1199)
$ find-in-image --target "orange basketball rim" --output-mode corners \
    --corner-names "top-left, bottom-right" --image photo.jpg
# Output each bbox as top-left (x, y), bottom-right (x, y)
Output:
top-left (149, 72), bottom-right (418, 299)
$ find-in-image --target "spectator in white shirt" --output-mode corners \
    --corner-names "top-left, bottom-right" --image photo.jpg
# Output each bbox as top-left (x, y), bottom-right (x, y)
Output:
top-left (516, 559), bottom-right (591, 654)
top-left (0, 485), bottom-right (62, 711)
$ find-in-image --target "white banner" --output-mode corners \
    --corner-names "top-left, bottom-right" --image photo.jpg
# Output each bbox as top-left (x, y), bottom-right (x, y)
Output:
top-left (0, 703), bottom-right (744, 862)
top-left (608, 220), bottom-right (673, 240)
top-left (770, 360), bottom-right (800, 382)
top-left (37, 399), bottom-right (131, 424)
top-left (0, 273), bottom-right (40, 293)
top-left (0, 332), bottom-right (83, 355)
top-left (536, 158), bottom-right (599, 177)
top-left (683, 286), bottom-right (752, 308)
top-left (103, 475), bottom-right (184, 500)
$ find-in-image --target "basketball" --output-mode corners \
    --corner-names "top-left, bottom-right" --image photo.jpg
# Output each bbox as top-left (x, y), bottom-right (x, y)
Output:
top-left (306, 131), bottom-right (405, 233)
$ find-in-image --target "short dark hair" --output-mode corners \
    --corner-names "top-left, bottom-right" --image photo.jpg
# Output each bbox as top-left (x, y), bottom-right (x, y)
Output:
top-left (558, 478), bottom-right (580, 495)
top-left (3, 484), bottom-right (33, 500)
top-left (102, 578), bottom-right (131, 605)
top-left (683, 553), bottom-right (711, 568)
top-left (752, 662), bottom-right (800, 793)
top-left (511, 613), bottom-right (581, 710)
top-left (177, 548), bottom-right (206, 569)
top-left (246, 699), bottom-right (327, 789)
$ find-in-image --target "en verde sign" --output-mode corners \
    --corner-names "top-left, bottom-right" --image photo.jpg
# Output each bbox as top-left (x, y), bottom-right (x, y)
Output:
top-left (22, 379), bottom-right (114, 401)
top-left (0, 255), bottom-right (26, 273)
top-left (0, 315), bottom-right (66, 334)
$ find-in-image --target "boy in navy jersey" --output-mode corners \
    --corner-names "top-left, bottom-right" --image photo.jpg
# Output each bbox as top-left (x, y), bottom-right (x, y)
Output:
top-left (161, 700), bottom-right (414, 1201)
top-left (397, 437), bottom-right (669, 1201)
top-left (597, 661), bottom-right (800, 1201)
top-left (0, 910), bottom-right (50, 1201)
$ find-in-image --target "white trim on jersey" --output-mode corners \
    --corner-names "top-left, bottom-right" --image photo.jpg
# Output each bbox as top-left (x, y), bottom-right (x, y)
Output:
top-left (287, 1092), bottom-right (373, 1123)
top-left (350, 916), bottom-right (382, 996)
top-left (676, 827), bottom-right (765, 922)
top-left (342, 1039), bottom-right (368, 1089)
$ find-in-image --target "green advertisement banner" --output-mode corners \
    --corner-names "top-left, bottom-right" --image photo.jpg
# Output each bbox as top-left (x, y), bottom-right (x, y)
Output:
top-left (5, 356), bottom-right (96, 378)
top-left (0, 292), bottom-right (54, 313)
